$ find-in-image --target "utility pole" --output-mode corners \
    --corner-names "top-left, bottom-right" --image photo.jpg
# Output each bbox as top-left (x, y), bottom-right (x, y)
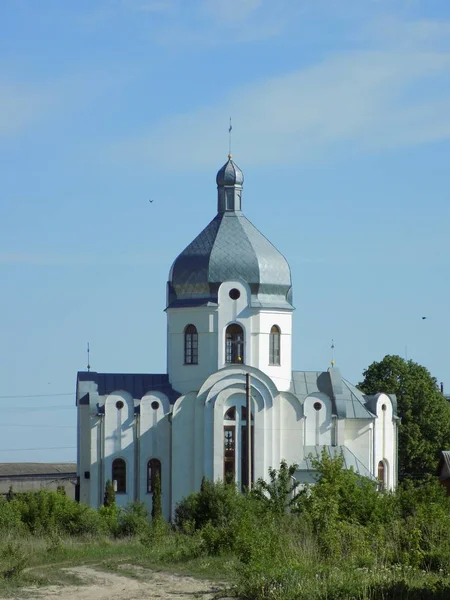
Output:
top-left (245, 372), bottom-right (252, 489)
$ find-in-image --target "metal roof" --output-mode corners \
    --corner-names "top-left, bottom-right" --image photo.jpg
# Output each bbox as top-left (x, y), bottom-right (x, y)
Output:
top-left (77, 372), bottom-right (180, 404)
top-left (298, 445), bottom-right (375, 480)
top-left (168, 211), bottom-right (293, 309)
top-left (0, 463), bottom-right (76, 478)
top-left (167, 158), bottom-right (293, 310)
top-left (291, 369), bottom-right (377, 419)
top-left (216, 157), bottom-right (243, 186)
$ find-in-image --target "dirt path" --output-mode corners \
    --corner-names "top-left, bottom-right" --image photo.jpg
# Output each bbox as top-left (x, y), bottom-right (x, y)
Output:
top-left (8, 566), bottom-right (229, 600)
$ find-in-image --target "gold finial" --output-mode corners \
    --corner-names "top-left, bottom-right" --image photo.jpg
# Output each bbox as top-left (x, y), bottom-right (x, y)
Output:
top-left (228, 118), bottom-right (232, 157)
top-left (228, 153), bottom-right (232, 159)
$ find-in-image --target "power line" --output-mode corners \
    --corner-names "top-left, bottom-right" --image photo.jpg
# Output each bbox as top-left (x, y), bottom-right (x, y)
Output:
top-left (0, 406), bottom-right (75, 412)
top-left (0, 446), bottom-right (76, 453)
top-left (0, 392), bottom-right (73, 399)
top-left (0, 424), bottom-right (75, 429)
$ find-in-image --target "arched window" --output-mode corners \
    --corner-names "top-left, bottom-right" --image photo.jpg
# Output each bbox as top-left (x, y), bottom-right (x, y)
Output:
top-left (377, 460), bottom-right (385, 490)
top-left (225, 324), bottom-right (244, 364)
top-left (269, 325), bottom-right (281, 365)
top-left (112, 458), bottom-right (126, 493)
top-left (147, 458), bottom-right (162, 494)
top-left (184, 324), bottom-right (198, 365)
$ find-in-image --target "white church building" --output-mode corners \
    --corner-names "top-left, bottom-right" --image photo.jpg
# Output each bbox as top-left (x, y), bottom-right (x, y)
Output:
top-left (76, 155), bottom-right (398, 519)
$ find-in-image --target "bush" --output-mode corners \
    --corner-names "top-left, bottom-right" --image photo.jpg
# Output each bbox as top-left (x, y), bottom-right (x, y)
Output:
top-left (174, 479), bottom-right (242, 531)
top-left (116, 502), bottom-right (150, 538)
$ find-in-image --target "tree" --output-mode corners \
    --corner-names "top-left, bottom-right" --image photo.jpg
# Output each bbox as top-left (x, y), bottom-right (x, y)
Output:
top-left (251, 460), bottom-right (300, 515)
top-left (151, 471), bottom-right (162, 521)
top-left (359, 355), bottom-right (450, 479)
top-left (103, 480), bottom-right (116, 507)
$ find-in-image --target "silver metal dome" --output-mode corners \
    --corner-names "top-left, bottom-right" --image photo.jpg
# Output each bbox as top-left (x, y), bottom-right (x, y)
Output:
top-left (167, 158), bottom-right (293, 310)
top-left (216, 156), bottom-right (244, 187)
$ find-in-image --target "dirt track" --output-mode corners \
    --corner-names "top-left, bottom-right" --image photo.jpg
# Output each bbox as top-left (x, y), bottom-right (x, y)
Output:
top-left (9, 566), bottom-right (228, 600)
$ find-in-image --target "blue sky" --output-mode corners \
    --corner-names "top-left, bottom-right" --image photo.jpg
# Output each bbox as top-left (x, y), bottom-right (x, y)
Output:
top-left (1, 0), bottom-right (450, 463)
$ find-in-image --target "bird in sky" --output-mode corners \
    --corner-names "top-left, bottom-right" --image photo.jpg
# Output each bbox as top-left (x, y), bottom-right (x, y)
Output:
top-left (422, 316), bottom-right (427, 320)
top-left (149, 199), bottom-right (154, 203)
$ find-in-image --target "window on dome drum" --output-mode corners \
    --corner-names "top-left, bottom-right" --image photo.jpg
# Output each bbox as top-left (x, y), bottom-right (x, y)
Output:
top-left (377, 461), bottom-right (385, 490)
top-left (112, 458), bottom-right (126, 494)
top-left (184, 324), bottom-right (198, 365)
top-left (147, 458), bottom-right (161, 494)
top-left (225, 324), bottom-right (244, 364)
top-left (269, 325), bottom-right (281, 365)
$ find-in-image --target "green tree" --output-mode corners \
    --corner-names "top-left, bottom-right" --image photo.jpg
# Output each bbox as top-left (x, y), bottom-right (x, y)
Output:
top-left (103, 480), bottom-right (116, 508)
top-left (251, 459), bottom-right (300, 515)
top-left (151, 471), bottom-right (162, 521)
top-left (359, 355), bottom-right (450, 479)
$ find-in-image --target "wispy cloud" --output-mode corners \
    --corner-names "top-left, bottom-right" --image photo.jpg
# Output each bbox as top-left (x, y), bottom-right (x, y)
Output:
top-left (109, 41), bottom-right (450, 169)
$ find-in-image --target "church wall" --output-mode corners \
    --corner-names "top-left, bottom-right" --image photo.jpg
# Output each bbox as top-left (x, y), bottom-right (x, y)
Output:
top-left (373, 394), bottom-right (396, 490)
top-left (139, 392), bottom-right (171, 520)
top-left (167, 307), bottom-right (218, 394)
top-left (344, 419), bottom-right (372, 475)
top-left (217, 280), bottom-right (252, 368)
top-left (255, 311), bottom-right (292, 391)
top-left (279, 392), bottom-right (303, 466)
top-left (303, 393), bottom-right (332, 446)
top-left (104, 392), bottom-right (135, 508)
top-left (172, 392), bottom-right (198, 514)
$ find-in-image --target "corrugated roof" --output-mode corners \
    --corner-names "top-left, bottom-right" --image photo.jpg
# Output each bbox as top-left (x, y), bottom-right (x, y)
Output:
top-left (0, 463), bottom-right (76, 477)
top-left (77, 372), bottom-right (181, 404)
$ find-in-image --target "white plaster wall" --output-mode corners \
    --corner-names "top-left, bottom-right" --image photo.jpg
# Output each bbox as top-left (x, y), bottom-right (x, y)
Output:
top-left (251, 311), bottom-right (293, 391)
top-left (171, 391), bottom-right (198, 513)
top-left (103, 391), bottom-right (135, 508)
top-left (344, 419), bottom-right (372, 474)
top-left (139, 391), bottom-right (171, 520)
top-left (303, 394), bottom-right (332, 447)
top-left (167, 307), bottom-right (218, 395)
top-left (279, 392), bottom-right (303, 466)
top-left (217, 281), bottom-right (293, 390)
top-left (373, 394), bottom-right (396, 490)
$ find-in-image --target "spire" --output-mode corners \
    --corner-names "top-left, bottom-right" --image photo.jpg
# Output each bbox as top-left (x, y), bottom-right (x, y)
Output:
top-left (216, 156), bottom-right (244, 213)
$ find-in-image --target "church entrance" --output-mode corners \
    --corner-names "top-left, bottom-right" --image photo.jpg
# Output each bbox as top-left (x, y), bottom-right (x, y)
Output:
top-left (223, 405), bottom-right (254, 491)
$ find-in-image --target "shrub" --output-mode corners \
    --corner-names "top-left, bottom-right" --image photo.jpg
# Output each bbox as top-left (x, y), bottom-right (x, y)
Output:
top-left (116, 502), bottom-right (150, 538)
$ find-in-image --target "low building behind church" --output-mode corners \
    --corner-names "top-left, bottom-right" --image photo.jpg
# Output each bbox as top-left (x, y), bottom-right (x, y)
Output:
top-left (76, 155), bottom-right (398, 519)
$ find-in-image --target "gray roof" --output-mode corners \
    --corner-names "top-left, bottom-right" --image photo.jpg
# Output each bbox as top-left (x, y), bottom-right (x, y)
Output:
top-left (291, 369), bottom-right (376, 419)
top-left (77, 372), bottom-right (180, 404)
top-left (216, 157), bottom-right (243, 186)
top-left (298, 446), bottom-right (374, 480)
top-left (167, 158), bottom-right (293, 310)
top-left (168, 211), bottom-right (293, 309)
top-left (0, 463), bottom-right (76, 478)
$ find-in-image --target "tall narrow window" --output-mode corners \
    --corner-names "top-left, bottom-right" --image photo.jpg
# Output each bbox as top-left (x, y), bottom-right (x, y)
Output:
top-left (225, 324), bottom-right (244, 364)
top-left (269, 325), bottom-right (281, 365)
top-left (184, 324), bottom-right (198, 365)
top-left (147, 458), bottom-right (162, 494)
top-left (377, 460), bottom-right (385, 490)
top-left (112, 458), bottom-right (126, 493)
top-left (224, 426), bottom-right (235, 483)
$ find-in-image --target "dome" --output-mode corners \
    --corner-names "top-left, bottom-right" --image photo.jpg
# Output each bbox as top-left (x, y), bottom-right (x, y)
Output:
top-left (167, 157), bottom-right (293, 310)
top-left (216, 156), bottom-right (244, 187)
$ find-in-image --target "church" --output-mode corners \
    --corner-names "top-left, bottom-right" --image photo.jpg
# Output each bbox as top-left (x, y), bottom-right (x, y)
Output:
top-left (76, 155), bottom-right (398, 519)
